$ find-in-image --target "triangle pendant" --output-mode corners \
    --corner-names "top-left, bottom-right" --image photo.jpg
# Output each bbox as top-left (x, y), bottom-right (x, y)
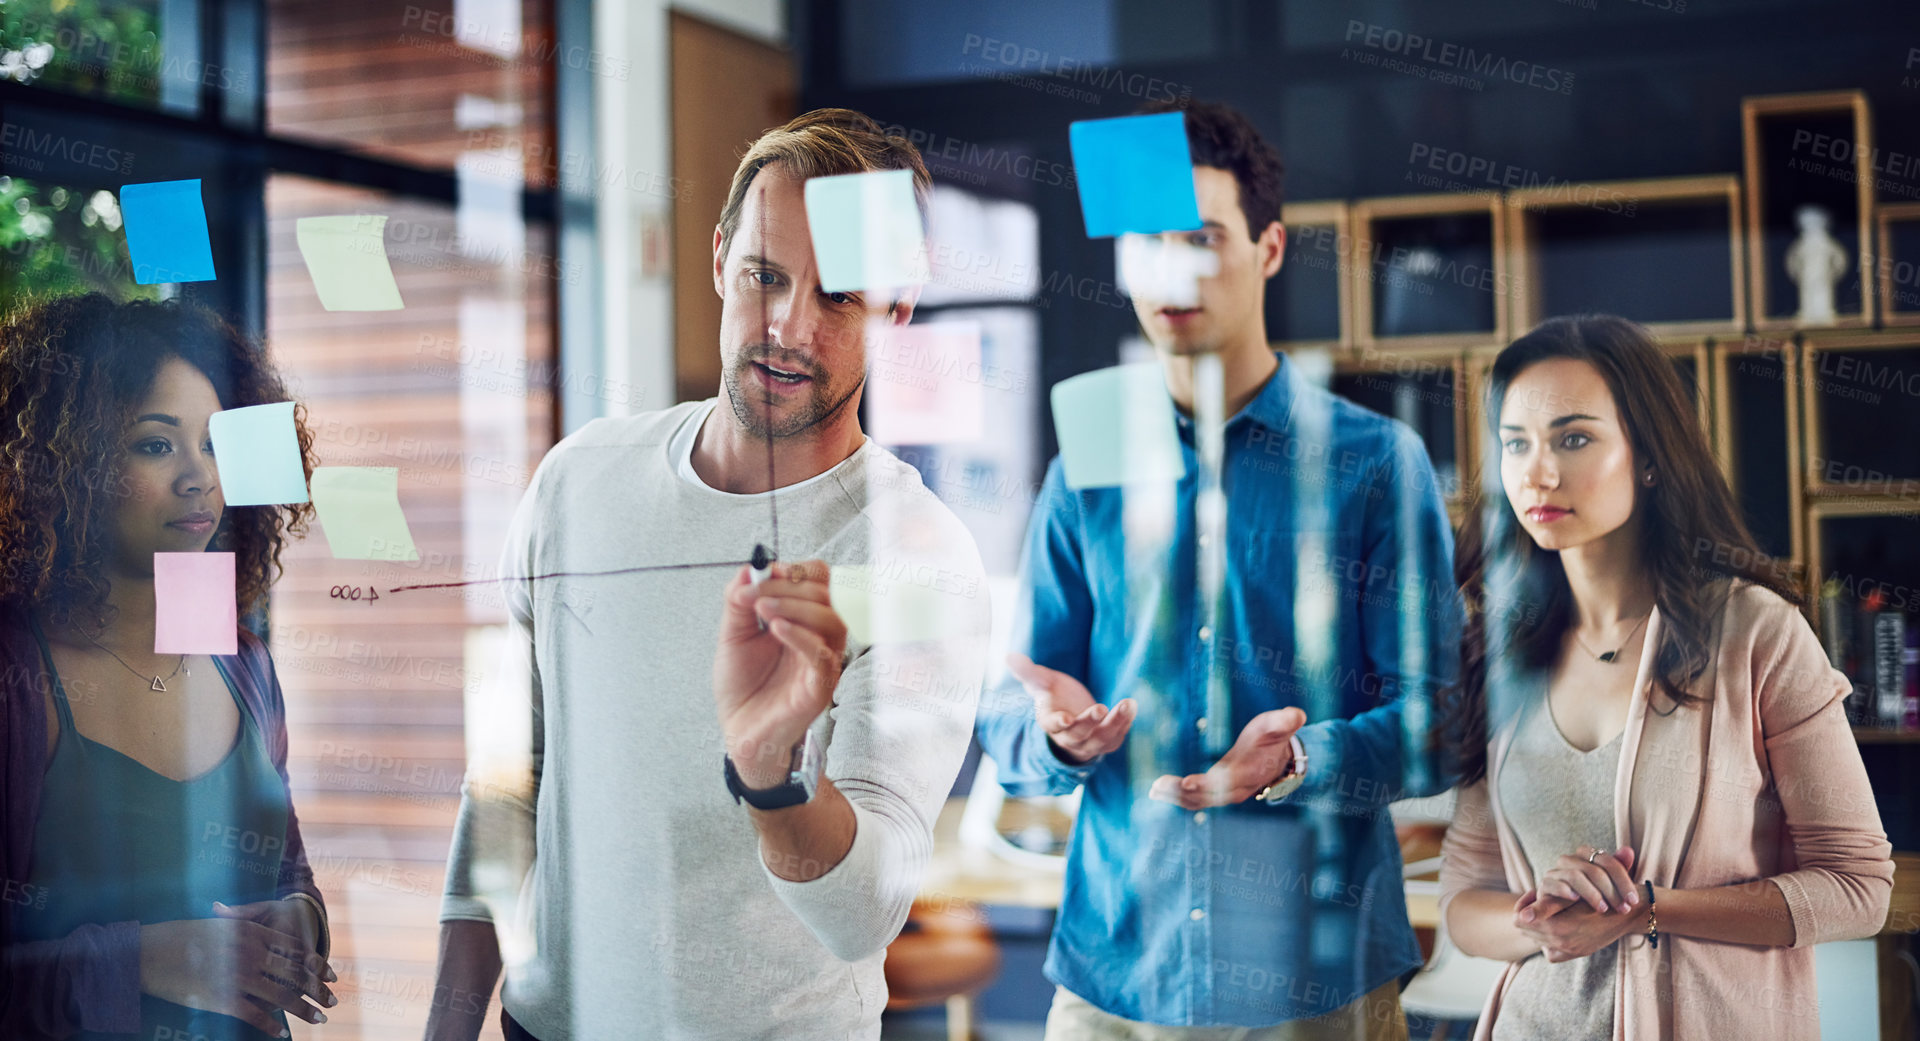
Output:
top-left (1597, 651), bottom-right (1617, 664)
top-left (150, 676), bottom-right (167, 692)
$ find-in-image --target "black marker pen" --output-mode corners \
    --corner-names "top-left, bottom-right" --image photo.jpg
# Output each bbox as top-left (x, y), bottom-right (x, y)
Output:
top-left (750, 543), bottom-right (773, 631)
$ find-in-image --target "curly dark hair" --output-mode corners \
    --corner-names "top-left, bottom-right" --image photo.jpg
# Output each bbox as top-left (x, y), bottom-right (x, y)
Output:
top-left (0, 293), bottom-right (316, 630)
top-left (1138, 98), bottom-right (1286, 240)
top-left (1432, 315), bottom-right (1801, 785)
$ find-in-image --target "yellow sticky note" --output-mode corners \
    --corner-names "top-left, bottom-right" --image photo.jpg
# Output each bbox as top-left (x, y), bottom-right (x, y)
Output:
top-left (295, 215), bottom-right (405, 311)
top-left (310, 467), bottom-right (419, 561)
top-left (830, 564), bottom-right (966, 646)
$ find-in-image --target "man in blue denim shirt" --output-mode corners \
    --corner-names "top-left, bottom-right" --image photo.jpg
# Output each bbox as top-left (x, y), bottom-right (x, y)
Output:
top-left (975, 101), bottom-right (1461, 1039)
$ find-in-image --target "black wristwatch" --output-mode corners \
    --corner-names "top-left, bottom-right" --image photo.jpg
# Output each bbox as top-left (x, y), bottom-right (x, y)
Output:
top-left (723, 730), bottom-right (823, 810)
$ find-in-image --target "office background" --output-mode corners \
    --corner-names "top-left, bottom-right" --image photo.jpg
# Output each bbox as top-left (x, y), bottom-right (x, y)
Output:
top-left (3, 0), bottom-right (1918, 1037)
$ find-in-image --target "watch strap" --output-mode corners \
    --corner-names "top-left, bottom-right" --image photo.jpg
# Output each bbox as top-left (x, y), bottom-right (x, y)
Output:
top-left (1254, 734), bottom-right (1309, 803)
top-left (723, 730), bottom-right (822, 810)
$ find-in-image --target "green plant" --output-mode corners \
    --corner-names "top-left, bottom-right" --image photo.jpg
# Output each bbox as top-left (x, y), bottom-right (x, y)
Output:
top-left (1, 0), bottom-right (162, 105)
top-left (0, 175), bottom-right (160, 311)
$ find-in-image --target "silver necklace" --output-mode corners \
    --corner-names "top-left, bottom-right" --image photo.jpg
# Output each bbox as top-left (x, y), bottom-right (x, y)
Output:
top-left (1571, 612), bottom-right (1650, 664)
top-left (78, 627), bottom-right (189, 691)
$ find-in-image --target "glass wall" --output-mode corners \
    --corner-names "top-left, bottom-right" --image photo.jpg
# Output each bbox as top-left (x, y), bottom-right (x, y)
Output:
top-left (1, 3), bottom-right (573, 1038)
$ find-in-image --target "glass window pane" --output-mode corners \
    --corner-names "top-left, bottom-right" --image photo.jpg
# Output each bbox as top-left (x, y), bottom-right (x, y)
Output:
top-left (0, 0), bottom-right (199, 113)
top-left (265, 173), bottom-right (556, 1039)
top-left (838, 0), bottom-right (1219, 89)
top-left (268, 0), bottom-right (556, 177)
top-left (0, 173), bottom-right (164, 310)
top-left (923, 186), bottom-right (1039, 308)
top-left (839, 0), bottom-right (1116, 89)
top-left (877, 306), bottom-right (1041, 577)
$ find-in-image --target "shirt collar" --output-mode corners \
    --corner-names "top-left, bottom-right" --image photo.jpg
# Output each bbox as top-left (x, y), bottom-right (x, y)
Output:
top-left (1171, 350), bottom-right (1297, 436)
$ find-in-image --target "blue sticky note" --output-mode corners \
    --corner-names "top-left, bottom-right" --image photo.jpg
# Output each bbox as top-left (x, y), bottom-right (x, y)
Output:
top-left (803, 169), bottom-right (929, 293)
top-left (120, 180), bottom-right (217, 284)
top-left (1050, 364), bottom-right (1187, 489)
top-left (208, 402), bottom-right (309, 506)
top-left (1068, 113), bottom-right (1202, 238)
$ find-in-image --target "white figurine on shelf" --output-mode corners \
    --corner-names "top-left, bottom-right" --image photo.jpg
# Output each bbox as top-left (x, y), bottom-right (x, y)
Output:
top-left (1785, 204), bottom-right (1849, 326)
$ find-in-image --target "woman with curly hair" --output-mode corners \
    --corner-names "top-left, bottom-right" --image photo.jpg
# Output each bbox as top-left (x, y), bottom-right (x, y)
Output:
top-left (0, 293), bottom-right (337, 1038)
top-left (1434, 315), bottom-right (1893, 1040)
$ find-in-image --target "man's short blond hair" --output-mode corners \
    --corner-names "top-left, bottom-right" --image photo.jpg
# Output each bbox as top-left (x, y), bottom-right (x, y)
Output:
top-left (716, 108), bottom-right (932, 261)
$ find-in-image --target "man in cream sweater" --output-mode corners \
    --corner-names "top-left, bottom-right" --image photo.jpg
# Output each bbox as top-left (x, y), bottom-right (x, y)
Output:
top-left (425, 109), bottom-right (988, 1041)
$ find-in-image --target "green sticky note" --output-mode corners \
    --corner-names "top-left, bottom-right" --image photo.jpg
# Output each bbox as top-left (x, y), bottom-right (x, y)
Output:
top-left (803, 169), bottom-right (928, 293)
top-left (829, 564), bottom-right (964, 646)
top-left (208, 402), bottom-right (309, 506)
top-left (295, 215), bottom-right (405, 311)
top-left (1050, 364), bottom-right (1187, 489)
top-left (310, 467), bottom-right (419, 561)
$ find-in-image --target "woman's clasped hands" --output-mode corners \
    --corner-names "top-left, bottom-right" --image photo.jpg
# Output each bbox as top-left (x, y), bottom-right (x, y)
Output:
top-left (1512, 845), bottom-right (1646, 963)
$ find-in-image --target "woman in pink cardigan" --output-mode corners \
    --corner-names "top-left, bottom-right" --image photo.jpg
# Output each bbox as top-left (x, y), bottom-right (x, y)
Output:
top-left (1435, 315), bottom-right (1893, 1040)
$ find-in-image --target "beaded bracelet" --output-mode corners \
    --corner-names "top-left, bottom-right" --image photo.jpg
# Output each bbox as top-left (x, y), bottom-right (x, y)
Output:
top-left (1644, 881), bottom-right (1659, 950)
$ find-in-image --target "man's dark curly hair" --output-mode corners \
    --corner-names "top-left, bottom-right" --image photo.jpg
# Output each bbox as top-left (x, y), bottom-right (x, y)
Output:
top-left (0, 293), bottom-right (316, 630)
top-left (1138, 99), bottom-right (1286, 241)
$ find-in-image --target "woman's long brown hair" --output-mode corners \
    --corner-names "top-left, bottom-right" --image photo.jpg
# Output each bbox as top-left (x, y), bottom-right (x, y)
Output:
top-left (1433, 315), bottom-right (1799, 785)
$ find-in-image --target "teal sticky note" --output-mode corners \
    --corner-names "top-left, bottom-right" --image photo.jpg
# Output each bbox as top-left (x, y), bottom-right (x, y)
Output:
top-left (803, 169), bottom-right (928, 293)
top-left (120, 180), bottom-right (217, 284)
top-left (1068, 113), bottom-right (1202, 238)
top-left (310, 467), bottom-right (419, 561)
top-left (208, 402), bottom-right (309, 506)
top-left (295, 215), bottom-right (405, 311)
top-left (154, 552), bottom-right (237, 655)
top-left (1050, 364), bottom-right (1187, 489)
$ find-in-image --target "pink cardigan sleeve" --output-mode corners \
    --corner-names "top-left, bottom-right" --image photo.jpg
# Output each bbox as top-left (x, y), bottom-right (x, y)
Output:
top-left (1753, 601), bottom-right (1894, 948)
top-left (1440, 776), bottom-right (1512, 927)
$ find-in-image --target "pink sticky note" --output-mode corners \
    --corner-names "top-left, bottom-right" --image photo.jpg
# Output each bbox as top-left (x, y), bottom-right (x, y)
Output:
top-left (154, 552), bottom-right (238, 655)
top-left (867, 323), bottom-right (986, 445)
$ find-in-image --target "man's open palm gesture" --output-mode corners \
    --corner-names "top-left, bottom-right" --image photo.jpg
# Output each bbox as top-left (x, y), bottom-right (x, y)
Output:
top-left (1006, 653), bottom-right (1136, 766)
top-left (1148, 708), bottom-right (1306, 809)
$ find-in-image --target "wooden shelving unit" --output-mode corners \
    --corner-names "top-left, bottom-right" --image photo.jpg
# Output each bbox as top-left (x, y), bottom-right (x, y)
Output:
top-left (1505, 175), bottom-right (1745, 340)
top-left (1329, 343), bottom-right (1476, 514)
top-left (1741, 90), bottom-right (1877, 333)
top-left (1711, 331), bottom-right (1804, 572)
top-left (1853, 727), bottom-right (1920, 744)
top-left (1272, 200), bottom-right (1353, 352)
top-left (1805, 497), bottom-right (1920, 580)
top-left (1666, 336), bottom-right (1716, 438)
top-left (1876, 201), bottom-right (1920, 328)
top-left (1799, 330), bottom-right (1920, 496)
top-left (1350, 193), bottom-right (1508, 352)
